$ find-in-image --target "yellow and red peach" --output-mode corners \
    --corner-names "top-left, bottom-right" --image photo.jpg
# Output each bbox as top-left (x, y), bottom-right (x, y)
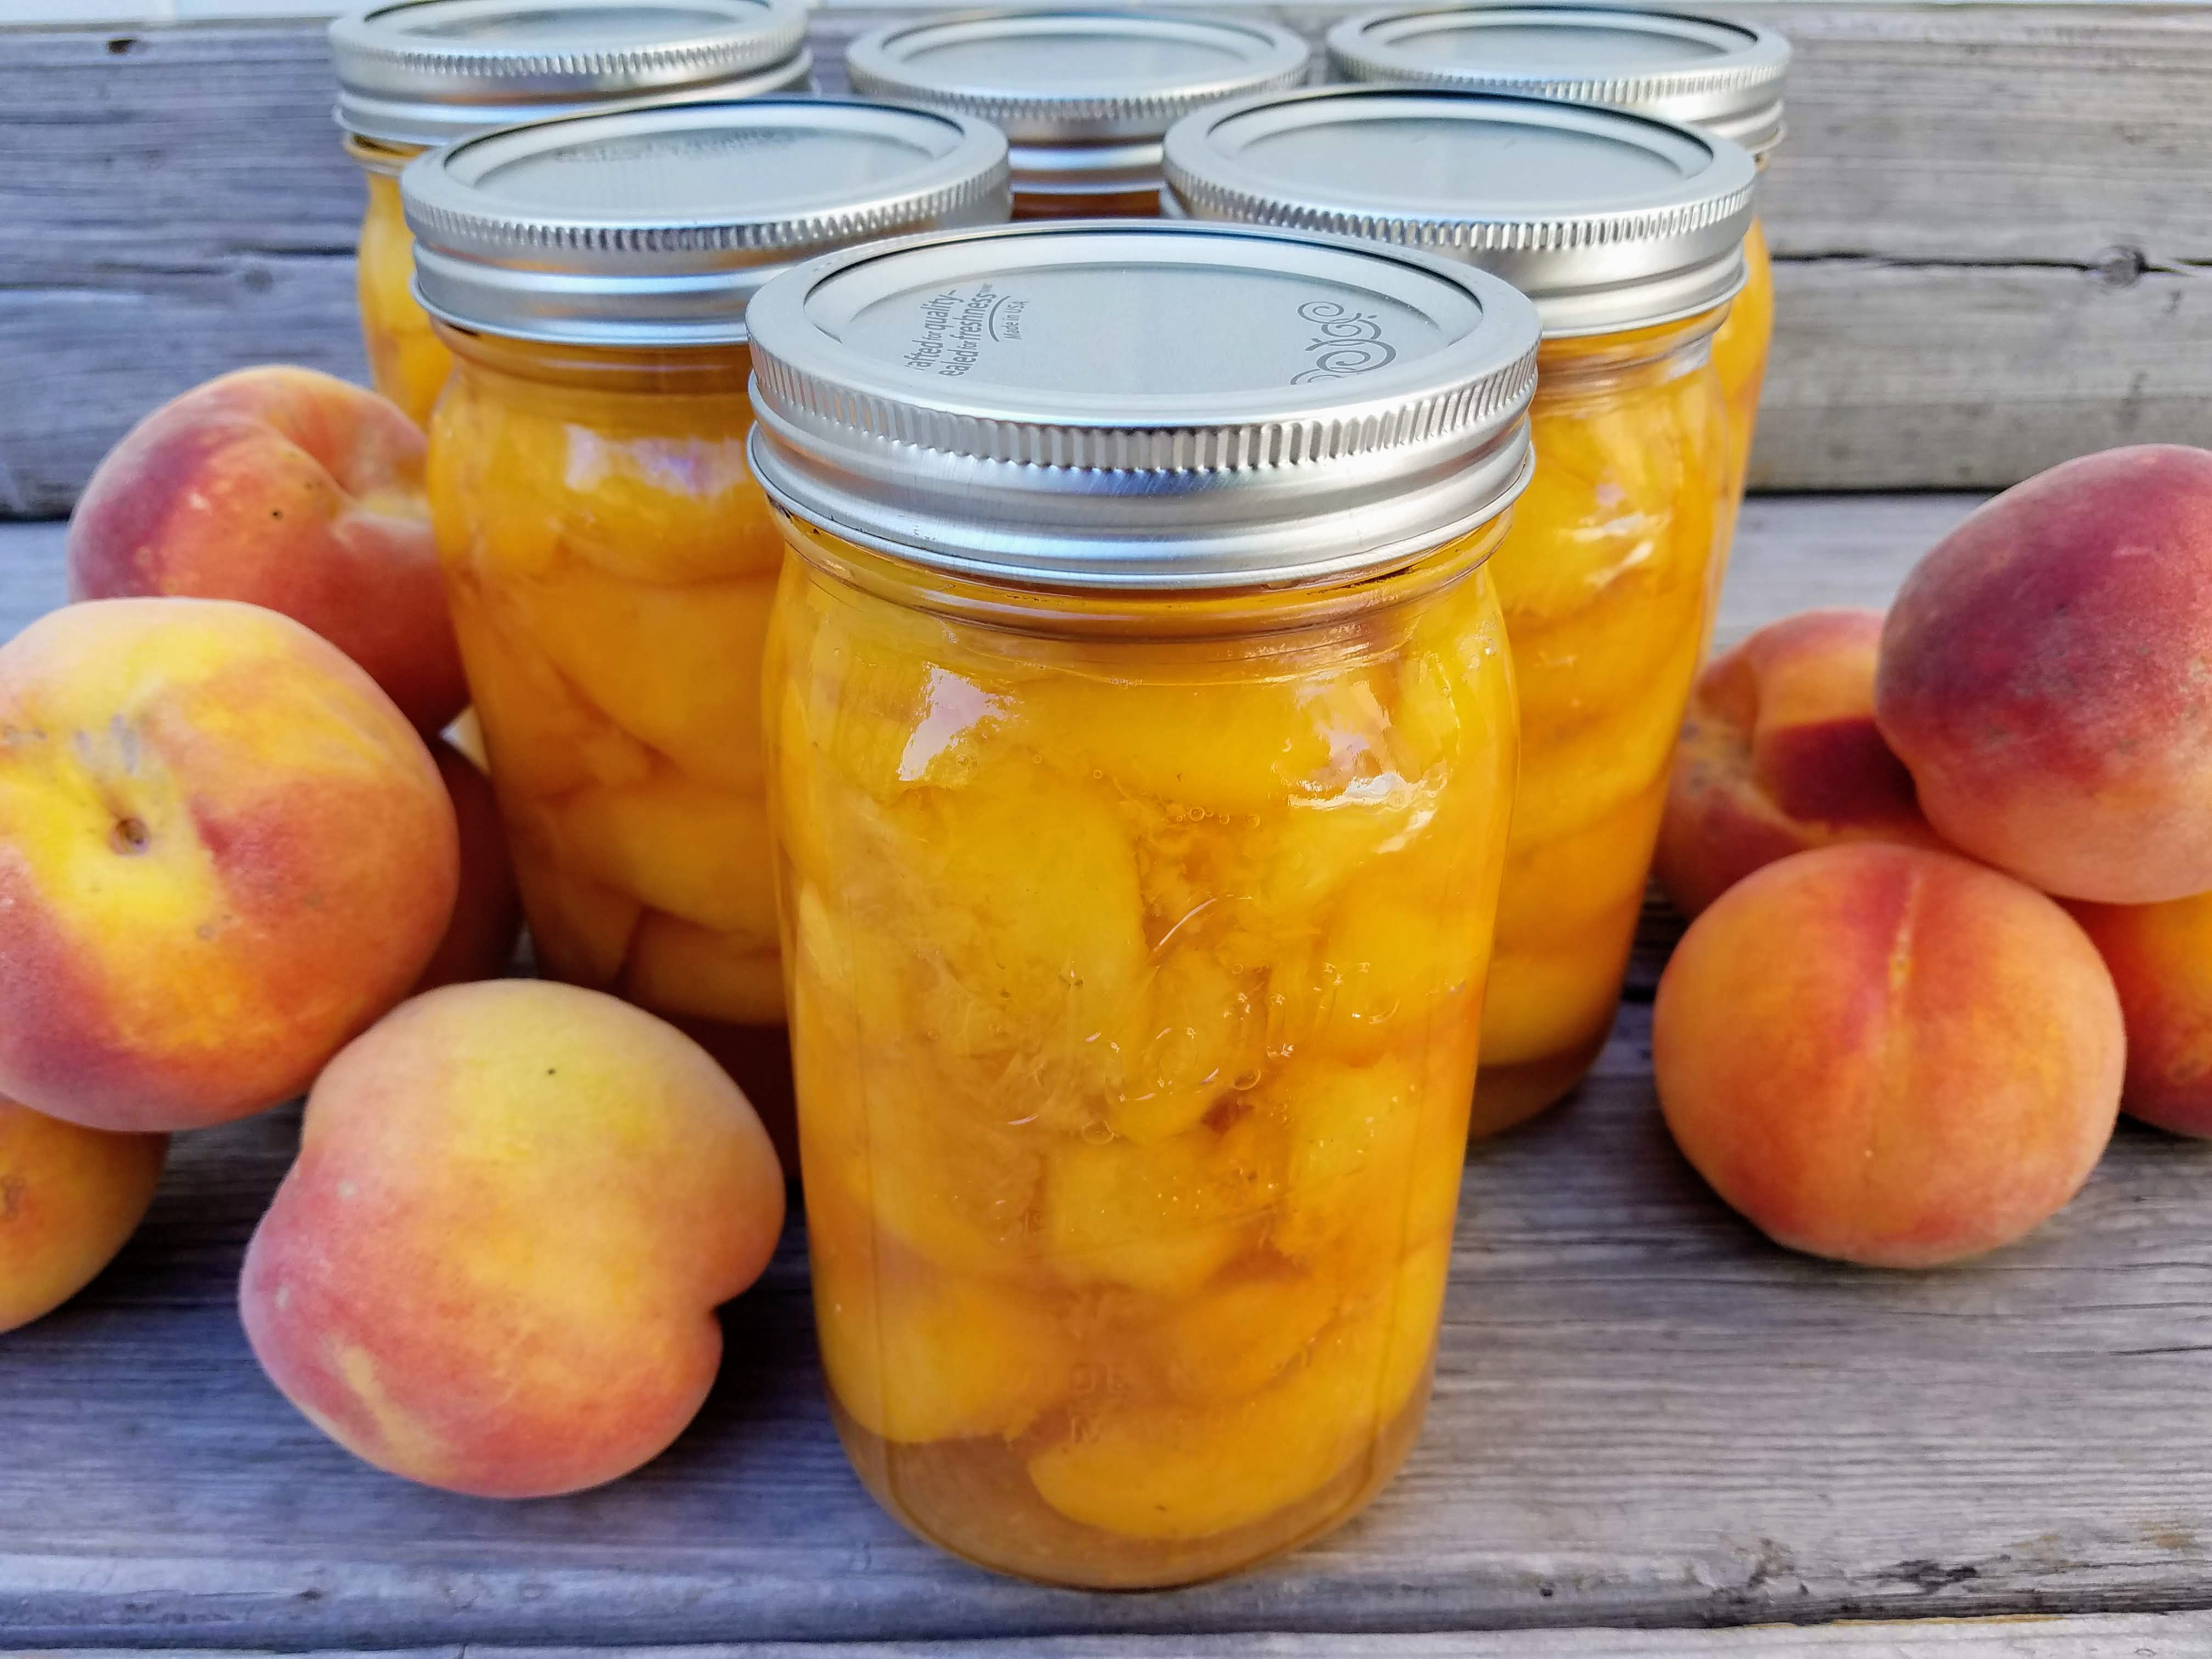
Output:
top-left (1655, 608), bottom-right (1944, 918)
top-left (68, 366), bottom-right (467, 733)
top-left (0, 1094), bottom-right (166, 1334)
top-left (2069, 891), bottom-right (2212, 1138)
top-left (239, 981), bottom-right (785, 1498)
top-left (1654, 844), bottom-right (2123, 1268)
top-left (1875, 444), bottom-right (2212, 904)
top-left (0, 598), bottom-right (458, 1132)
top-left (412, 740), bottom-right (522, 992)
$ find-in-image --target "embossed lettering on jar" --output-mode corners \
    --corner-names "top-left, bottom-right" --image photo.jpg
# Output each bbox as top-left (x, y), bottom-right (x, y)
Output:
top-left (1167, 87), bottom-right (1756, 1132)
top-left (1326, 4), bottom-right (1791, 554)
top-left (400, 98), bottom-right (1008, 1165)
top-left (328, 0), bottom-right (814, 425)
top-left (844, 9), bottom-right (1310, 221)
top-left (746, 221), bottom-right (1540, 1586)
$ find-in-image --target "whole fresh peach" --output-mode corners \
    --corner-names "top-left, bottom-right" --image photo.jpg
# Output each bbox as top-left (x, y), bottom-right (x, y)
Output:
top-left (1876, 445), bottom-right (2212, 903)
top-left (240, 981), bottom-right (783, 1498)
top-left (68, 366), bottom-right (467, 733)
top-left (1655, 609), bottom-right (1944, 918)
top-left (413, 740), bottom-right (522, 992)
top-left (0, 599), bottom-right (459, 1132)
top-left (2069, 891), bottom-right (2212, 1137)
top-left (0, 1094), bottom-right (166, 1334)
top-left (1654, 844), bottom-right (2123, 1268)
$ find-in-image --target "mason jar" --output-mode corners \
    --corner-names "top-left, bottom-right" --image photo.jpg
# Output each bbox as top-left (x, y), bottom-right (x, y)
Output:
top-left (400, 98), bottom-right (1009, 1169)
top-left (747, 222), bottom-right (1539, 1585)
top-left (1168, 87), bottom-right (1754, 1132)
top-left (1327, 3), bottom-right (1791, 552)
top-left (843, 10), bottom-right (1310, 220)
top-left (328, 0), bottom-right (814, 426)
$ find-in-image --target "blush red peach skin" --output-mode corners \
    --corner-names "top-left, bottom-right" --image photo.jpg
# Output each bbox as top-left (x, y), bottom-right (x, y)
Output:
top-left (240, 981), bottom-right (783, 1498)
top-left (67, 366), bottom-right (467, 735)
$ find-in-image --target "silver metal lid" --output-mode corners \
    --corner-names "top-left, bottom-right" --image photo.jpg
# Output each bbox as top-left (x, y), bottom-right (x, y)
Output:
top-left (400, 98), bottom-right (1012, 347)
top-left (1327, 5), bottom-right (1790, 157)
top-left (330, 0), bottom-right (812, 148)
top-left (1164, 86), bottom-right (1755, 336)
top-left (744, 220), bottom-right (1541, 589)
top-left (844, 11), bottom-right (1313, 198)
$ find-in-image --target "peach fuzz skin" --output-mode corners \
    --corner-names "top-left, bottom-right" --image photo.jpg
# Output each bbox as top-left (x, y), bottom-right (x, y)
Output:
top-left (1654, 844), bottom-right (2123, 1269)
top-left (0, 1094), bottom-right (166, 1334)
top-left (68, 366), bottom-right (467, 734)
top-left (0, 598), bottom-right (459, 1133)
top-left (239, 981), bottom-right (785, 1499)
top-left (1655, 609), bottom-right (1945, 919)
top-left (2069, 892), bottom-right (2212, 1138)
top-left (413, 739), bottom-right (522, 992)
top-left (1875, 444), bottom-right (2212, 904)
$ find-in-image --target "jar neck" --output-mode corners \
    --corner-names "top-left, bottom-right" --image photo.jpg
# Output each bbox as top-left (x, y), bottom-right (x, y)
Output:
top-left (1011, 186), bottom-right (1165, 220)
top-left (433, 320), bottom-right (753, 398)
top-left (343, 133), bottom-right (424, 178)
top-left (1535, 306), bottom-right (1727, 391)
top-left (776, 508), bottom-right (1510, 645)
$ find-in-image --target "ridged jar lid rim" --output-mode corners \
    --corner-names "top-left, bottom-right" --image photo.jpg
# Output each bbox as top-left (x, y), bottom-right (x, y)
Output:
top-left (329, 0), bottom-right (812, 146)
top-left (330, 0), bottom-right (808, 87)
top-left (1164, 86), bottom-right (1755, 335)
top-left (1327, 3), bottom-right (1790, 155)
top-left (400, 97), bottom-right (1013, 347)
top-left (743, 219), bottom-right (1543, 588)
top-left (335, 50), bottom-right (814, 152)
top-left (845, 9), bottom-right (1314, 142)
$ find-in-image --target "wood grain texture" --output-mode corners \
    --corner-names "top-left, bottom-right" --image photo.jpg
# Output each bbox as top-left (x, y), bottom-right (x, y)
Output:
top-left (1714, 492), bottom-right (1983, 643)
top-left (2, 504), bottom-right (2210, 1647)
top-left (3, 7), bottom-right (2211, 511)
top-left (1750, 258), bottom-right (2212, 492)
top-left (0, 24), bottom-right (368, 519)
top-left (0, 521), bottom-right (70, 630)
top-left (10, 1003), bottom-right (2212, 1647)
top-left (38, 1611), bottom-right (2212, 1657)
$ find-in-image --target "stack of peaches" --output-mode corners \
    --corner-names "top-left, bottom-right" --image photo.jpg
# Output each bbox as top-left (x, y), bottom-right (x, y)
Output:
top-left (1651, 444), bottom-right (2212, 1269)
top-left (0, 366), bottom-right (785, 1499)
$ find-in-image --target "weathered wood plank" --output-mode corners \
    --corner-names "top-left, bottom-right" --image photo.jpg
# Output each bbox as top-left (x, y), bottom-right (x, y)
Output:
top-left (524, 1621), bottom-right (2212, 1657)
top-left (1716, 492), bottom-right (1983, 644)
top-left (1732, 2), bottom-right (2212, 266)
top-left (0, 23), bottom-right (368, 518)
top-left (40, 1609), bottom-right (2212, 1656)
top-left (1751, 259), bottom-right (2212, 492)
top-left (3, 7), bottom-right (2210, 512)
top-left (2, 503), bottom-right (2212, 1646)
top-left (8, 504), bottom-right (2212, 1651)
top-left (0, 521), bottom-right (69, 631)
top-left (8, 1009), bottom-right (2212, 1647)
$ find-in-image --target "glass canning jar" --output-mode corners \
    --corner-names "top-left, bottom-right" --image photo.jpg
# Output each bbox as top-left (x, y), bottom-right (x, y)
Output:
top-left (745, 221), bottom-right (1540, 1585)
top-left (400, 98), bottom-right (1009, 1168)
top-left (328, 0), bottom-right (814, 426)
top-left (1167, 86), bottom-right (1756, 1132)
top-left (1327, 4), bottom-right (1791, 552)
top-left (844, 10), bottom-right (1310, 221)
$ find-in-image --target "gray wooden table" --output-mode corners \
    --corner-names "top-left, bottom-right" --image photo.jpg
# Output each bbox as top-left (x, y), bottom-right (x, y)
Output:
top-left (8, 496), bottom-right (2212, 1656)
